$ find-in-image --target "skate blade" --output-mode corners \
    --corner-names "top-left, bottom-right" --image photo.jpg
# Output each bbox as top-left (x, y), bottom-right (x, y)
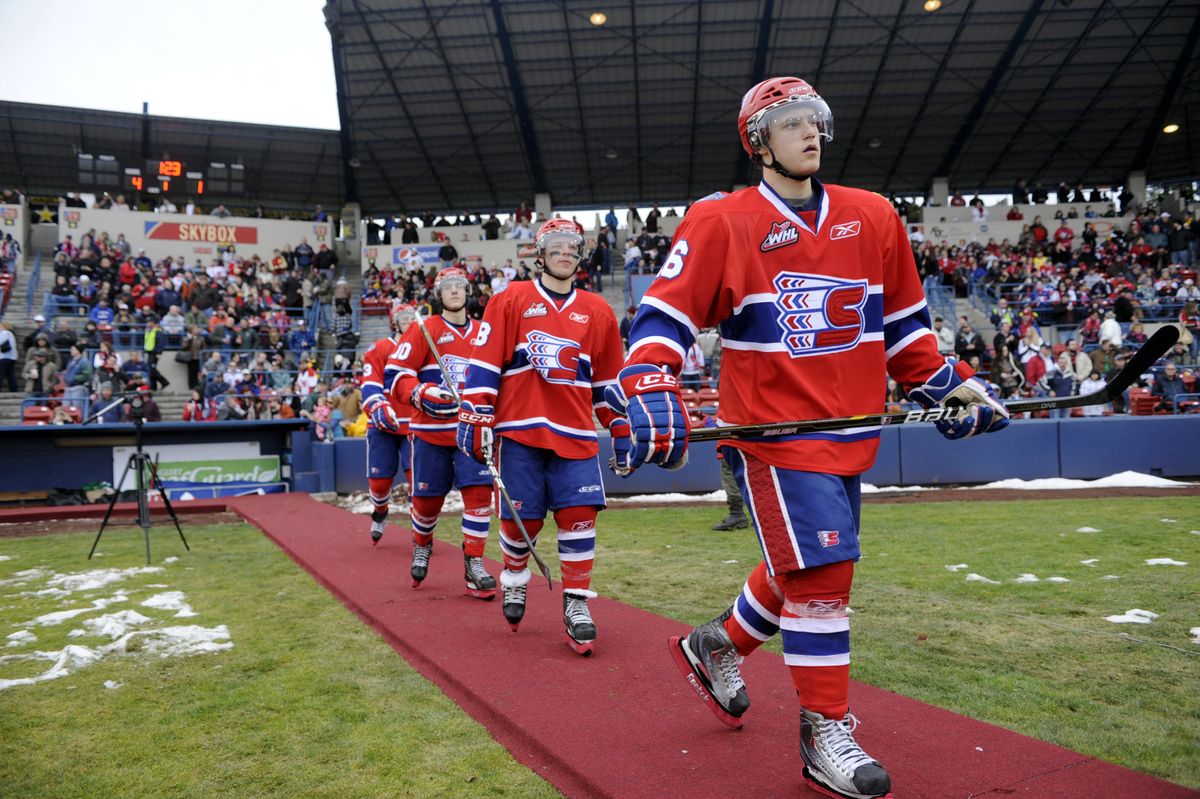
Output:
top-left (566, 633), bottom-right (594, 656)
top-left (508, 622), bottom-right (521, 632)
top-left (667, 636), bottom-right (744, 730)
top-left (466, 586), bottom-right (497, 600)
top-left (371, 532), bottom-right (383, 544)
top-left (412, 578), bottom-right (424, 588)
top-left (802, 768), bottom-right (894, 799)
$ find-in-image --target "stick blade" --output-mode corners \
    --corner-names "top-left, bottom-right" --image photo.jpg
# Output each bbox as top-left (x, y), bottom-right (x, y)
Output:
top-left (1105, 325), bottom-right (1179, 400)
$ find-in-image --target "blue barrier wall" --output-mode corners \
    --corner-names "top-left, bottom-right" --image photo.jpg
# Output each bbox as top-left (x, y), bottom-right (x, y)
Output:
top-left (311, 416), bottom-right (1200, 496)
top-left (0, 420), bottom-right (310, 494)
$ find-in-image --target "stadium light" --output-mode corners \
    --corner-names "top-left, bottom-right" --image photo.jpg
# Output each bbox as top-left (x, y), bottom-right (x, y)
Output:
top-left (1162, 123), bottom-right (1180, 134)
top-left (590, 11), bottom-right (607, 26)
top-left (924, 0), bottom-right (941, 10)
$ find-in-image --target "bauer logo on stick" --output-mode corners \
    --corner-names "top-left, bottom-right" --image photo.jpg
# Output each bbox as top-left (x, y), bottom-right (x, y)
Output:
top-left (773, 272), bottom-right (868, 357)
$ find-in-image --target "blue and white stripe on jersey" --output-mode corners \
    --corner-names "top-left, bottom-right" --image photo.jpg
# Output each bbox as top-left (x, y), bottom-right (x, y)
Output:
top-left (627, 294), bottom-right (697, 363)
top-left (495, 416), bottom-right (597, 441)
top-left (719, 286), bottom-right (885, 353)
top-left (882, 297), bottom-right (936, 359)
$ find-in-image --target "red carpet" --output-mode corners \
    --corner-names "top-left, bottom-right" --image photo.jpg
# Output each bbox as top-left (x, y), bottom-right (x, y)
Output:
top-left (213, 494), bottom-right (1198, 798)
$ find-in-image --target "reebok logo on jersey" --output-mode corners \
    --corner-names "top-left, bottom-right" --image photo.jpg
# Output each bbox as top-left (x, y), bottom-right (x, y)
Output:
top-left (760, 220), bottom-right (799, 252)
top-left (803, 599), bottom-right (843, 616)
top-left (817, 530), bottom-right (840, 548)
top-left (523, 302), bottom-right (548, 318)
top-left (570, 520), bottom-right (595, 531)
top-left (830, 221), bottom-right (861, 240)
top-left (569, 312), bottom-right (589, 324)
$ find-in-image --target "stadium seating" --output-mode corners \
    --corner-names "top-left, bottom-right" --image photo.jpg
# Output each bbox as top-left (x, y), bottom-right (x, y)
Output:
top-left (22, 406), bottom-right (53, 425)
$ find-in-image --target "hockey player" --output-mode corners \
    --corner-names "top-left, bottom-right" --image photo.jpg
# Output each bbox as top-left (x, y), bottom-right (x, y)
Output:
top-left (456, 218), bottom-right (630, 655)
top-left (361, 302), bottom-right (417, 545)
top-left (389, 267), bottom-right (496, 599)
top-left (608, 77), bottom-right (1009, 799)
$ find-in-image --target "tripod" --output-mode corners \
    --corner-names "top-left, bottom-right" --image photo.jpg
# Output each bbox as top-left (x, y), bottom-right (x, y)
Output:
top-left (86, 399), bottom-right (189, 564)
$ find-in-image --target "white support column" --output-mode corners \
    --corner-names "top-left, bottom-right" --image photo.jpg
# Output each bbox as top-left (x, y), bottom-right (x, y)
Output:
top-left (930, 177), bottom-right (949, 207)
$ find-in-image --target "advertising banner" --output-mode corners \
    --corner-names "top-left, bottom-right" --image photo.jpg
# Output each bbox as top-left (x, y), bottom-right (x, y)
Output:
top-left (112, 442), bottom-right (284, 498)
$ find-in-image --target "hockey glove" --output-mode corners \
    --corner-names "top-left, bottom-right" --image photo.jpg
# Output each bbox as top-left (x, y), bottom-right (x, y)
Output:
top-left (411, 382), bottom-right (459, 418)
top-left (608, 418), bottom-right (632, 477)
top-left (365, 397), bottom-right (404, 434)
top-left (604, 364), bottom-right (689, 470)
top-left (456, 400), bottom-right (496, 464)
top-left (908, 358), bottom-right (1010, 440)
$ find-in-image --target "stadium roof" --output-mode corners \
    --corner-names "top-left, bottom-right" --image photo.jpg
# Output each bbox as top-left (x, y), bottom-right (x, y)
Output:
top-left (327, 0), bottom-right (1199, 212)
top-left (0, 101), bottom-right (343, 210)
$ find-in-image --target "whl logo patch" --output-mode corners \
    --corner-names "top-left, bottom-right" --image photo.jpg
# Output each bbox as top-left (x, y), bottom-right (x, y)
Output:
top-left (773, 272), bottom-right (868, 358)
top-left (760, 220), bottom-right (799, 252)
top-left (830, 221), bottom-right (861, 240)
top-left (523, 302), bottom-right (548, 318)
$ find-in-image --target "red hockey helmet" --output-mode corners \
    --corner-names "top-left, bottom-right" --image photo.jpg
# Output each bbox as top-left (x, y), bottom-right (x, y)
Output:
top-left (433, 266), bottom-right (471, 299)
top-left (390, 302), bottom-right (417, 332)
top-left (535, 218), bottom-right (585, 261)
top-left (738, 76), bottom-right (833, 158)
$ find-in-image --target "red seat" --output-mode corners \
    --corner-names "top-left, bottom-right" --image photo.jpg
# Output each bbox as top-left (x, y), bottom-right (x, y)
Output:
top-left (697, 388), bottom-right (720, 403)
top-left (65, 406), bottom-right (83, 423)
top-left (22, 406), bottom-right (53, 424)
top-left (1128, 387), bottom-right (1157, 416)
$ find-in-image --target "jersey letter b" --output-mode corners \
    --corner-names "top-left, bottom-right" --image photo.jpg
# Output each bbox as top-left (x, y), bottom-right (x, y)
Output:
top-left (772, 272), bottom-right (868, 357)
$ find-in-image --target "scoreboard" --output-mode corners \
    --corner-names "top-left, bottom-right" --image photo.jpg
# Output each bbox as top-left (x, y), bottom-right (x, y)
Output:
top-left (76, 154), bottom-right (245, 197)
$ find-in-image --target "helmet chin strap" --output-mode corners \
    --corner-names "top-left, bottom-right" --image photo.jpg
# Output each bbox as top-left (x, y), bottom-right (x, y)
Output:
top-left (762, 146), bottom-right (817, 182)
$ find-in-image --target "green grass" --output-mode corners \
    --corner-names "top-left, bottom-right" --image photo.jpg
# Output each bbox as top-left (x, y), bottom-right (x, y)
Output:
top-left (2, 497), bottom-right (1198, 795)
top-left (0, 525), bottom-right (560, 799)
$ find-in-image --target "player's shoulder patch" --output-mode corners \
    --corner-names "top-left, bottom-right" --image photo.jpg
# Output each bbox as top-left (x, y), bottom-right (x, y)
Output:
top-left (695, 190), bottom-right (728, 204)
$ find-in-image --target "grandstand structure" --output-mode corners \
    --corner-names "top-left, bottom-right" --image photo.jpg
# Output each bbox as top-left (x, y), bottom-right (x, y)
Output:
top-left (0, 0), bottom-right (1196, 482)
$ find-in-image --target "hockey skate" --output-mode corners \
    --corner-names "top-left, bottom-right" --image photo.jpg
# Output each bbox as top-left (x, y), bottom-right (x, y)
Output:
top-left (500, 569), bottom-right (530, 631)
top-left (799, 709), bottom-right (893, 799)
top-left (463, 552), bottom-right (497, 600)
top-left (370, 517), bottom-right (386, 545)
top-left (562, 588), bottom-right (597, 656)
top-left (668, 607), bottom-right (749, 729)
top-left (410, 543), bottom-right (432, 587)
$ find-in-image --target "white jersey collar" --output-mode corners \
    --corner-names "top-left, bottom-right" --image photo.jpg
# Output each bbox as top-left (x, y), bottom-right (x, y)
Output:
top-left (534, 278), bottom-right (577, 312)
top-left (757, 178), bottom-right (829, 237)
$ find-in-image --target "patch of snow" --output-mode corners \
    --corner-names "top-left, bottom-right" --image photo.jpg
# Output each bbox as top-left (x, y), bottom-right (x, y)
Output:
top-left (1076, 526), bottom-right (1101, 533)
top-left (162, 557), bottom-right (179, 564)
top-left (963, 471), bottom-right (1190, 491)
top-left (103, 680), bottom-right (123, 689)
top-left (1044, 576), bottom-right (1071, 583)
top-left (860, 483), bottom-right (933, 494)
top-left (721, 559), bottom-right (738, 564)
top-left (80, 610), bottom-right (154, 639)
top-left (140, 591), bottom-right (197, 618)
top-left (1013, 573), bottom-right (1040, 583)
top-left (1145, 558), bottom-right (1187, 566)
top-left (1161, 518), bottom-right (1178, 523)
top-left (1190, 531), bottom-right (1200, 536)
top-left (5, 630), bottom-right (36, 648)
top-left (1080, 559), bottom-right (1099, 566)
top-left (612, 490), bottom-right (726, 504)
top-left (1190, 627), bottom-right (1200, 645)
top-left (945, 564), bottom-right (969, 572)
top-left (0, 624), bottom-right (232, 691)
top-left (965, 573), bottom-right (1000, 585)
top-left (44, 567), bottom-right (163, 594)
top-left (23, 593), bottom-right (128, 627)
top-left (1104, 609), bottom-right (1158, 624)
top-left (1100, 575), bottom-right (1121, 580)
top-left (0, 555), bottom-right (12, 562)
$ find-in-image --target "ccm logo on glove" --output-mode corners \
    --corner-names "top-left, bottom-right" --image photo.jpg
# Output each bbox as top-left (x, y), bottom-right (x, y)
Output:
top-left (633, 372), bottom-right (678, 392)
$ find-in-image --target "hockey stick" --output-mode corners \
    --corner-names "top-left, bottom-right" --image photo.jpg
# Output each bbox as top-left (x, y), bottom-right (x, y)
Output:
top-left (688, 325), bottom-right (1179, 443)
top-left (413, 308), bottom-right (553, 589)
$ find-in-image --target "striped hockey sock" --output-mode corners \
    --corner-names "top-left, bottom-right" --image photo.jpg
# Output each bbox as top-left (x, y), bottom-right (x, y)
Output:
top-left (499, 517), bottom-right (544, 572)
top-left (724, 560), bottom-right (785, 655)
top-left (778, 560), bottom-right (855, 719)
top-left (459, 484), bottom-right (492, 558)
top-left (409, 494), bottom-right (444, 548)
top-left (553, 506), bottom-right (597, 591)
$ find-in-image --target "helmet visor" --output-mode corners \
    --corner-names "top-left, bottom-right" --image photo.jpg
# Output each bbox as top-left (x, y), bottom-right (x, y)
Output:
top-left (754, 96), bottom-right (834, 148)
top-left (539, 232), bottom-right (584, 262)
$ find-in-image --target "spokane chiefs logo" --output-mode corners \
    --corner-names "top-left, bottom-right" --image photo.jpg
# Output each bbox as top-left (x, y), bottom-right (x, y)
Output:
top-left (773, 272), bottom-right (868, 357)
top-left (524, 330), bottom-right (581, 385)
top-left (760, 220), bottom-right (799, 252)
top-left (441, 354), bottom-right (469, 388)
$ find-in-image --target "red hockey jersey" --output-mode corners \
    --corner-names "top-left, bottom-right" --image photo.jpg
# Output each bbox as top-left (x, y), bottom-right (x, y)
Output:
top-left (361, 335), bottom-right (410, 434)
top-left (388, 315), bottom-right (479, 447)
top-left (626, 179), bottom-right (946, 476)
top-left (462, 281), bottom-right (624, 459)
